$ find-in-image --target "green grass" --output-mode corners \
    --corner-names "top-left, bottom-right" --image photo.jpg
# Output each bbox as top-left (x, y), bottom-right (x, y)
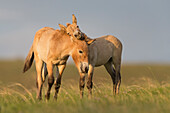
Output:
top-left (0, 60), bottom-right (170, 113)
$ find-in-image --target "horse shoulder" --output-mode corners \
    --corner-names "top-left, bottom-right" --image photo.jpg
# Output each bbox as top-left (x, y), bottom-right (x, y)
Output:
top-left (48, 33), bottom-right (71, 61)
top-left (88, 43), bottom-right (98, 65)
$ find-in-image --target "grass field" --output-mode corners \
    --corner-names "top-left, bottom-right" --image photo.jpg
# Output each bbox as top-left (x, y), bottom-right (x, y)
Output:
top-left (0, 60), bottom-right (170, 113)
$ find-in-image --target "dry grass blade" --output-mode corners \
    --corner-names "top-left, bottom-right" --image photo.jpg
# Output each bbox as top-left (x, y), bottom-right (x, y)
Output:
top-left (7, 83), bottom-right (35, 103)
top-left (61, 87), bottom-right (76, 104)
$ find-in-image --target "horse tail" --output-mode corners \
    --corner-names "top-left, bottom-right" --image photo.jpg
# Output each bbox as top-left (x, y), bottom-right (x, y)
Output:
top-left (23, 45), bottom-right (34, 73)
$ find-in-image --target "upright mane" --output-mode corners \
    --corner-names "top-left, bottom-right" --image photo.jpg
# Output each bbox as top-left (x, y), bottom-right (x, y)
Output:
top-left (81, 32), bottom-right (96, 44)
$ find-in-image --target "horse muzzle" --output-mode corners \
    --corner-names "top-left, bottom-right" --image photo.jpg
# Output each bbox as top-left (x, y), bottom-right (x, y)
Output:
top-left (80, 62), bottom-right (89, 73)
top-left (73, 30), bottom-right (82, 40)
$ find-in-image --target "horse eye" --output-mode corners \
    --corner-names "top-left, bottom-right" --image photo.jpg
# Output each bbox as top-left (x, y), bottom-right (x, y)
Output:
top-left (77, 26), bottom-right (79, 28)
top-left (79, 50), bottom-right (83, 54)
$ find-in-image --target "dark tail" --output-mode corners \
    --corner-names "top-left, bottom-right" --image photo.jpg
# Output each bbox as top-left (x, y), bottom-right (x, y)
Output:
top-left (23, 46), bottom-right (34, 73)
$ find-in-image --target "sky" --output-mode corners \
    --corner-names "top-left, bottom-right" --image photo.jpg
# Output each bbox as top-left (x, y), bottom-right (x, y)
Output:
top-left (0, 0), bottom-right (170, 63)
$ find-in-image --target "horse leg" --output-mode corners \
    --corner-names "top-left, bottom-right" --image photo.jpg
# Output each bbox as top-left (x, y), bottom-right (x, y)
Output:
top-left (42, 63), bottom-right (48, 83)
top-left (113, 58), bottom-right (121, 95)
top-left (115, 65), bottom-right (121, 95)
top-left (45, 62), bottom-right (54, 100)
top-left (86, 64), bottom-right (94, 99)
top-left (54, 64), bottom-right (66, 100)
top-left (104, 61), bottom-right (116, 95)
top-left (79, 73), bottom-right (85, 99)
top-left (35, 57), bottom-right (43, 100)
top-left (117, 71), bottom-right (121, 93)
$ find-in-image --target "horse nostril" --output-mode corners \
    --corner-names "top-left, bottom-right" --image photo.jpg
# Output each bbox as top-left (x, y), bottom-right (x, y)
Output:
top-left (85, 67), bottom-right (89, 73)
top-left (74, 34), bottom-right (78, 37)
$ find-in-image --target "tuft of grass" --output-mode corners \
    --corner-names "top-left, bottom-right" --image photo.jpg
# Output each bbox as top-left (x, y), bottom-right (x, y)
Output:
top-left (0, 83), bottom-right (35, 104)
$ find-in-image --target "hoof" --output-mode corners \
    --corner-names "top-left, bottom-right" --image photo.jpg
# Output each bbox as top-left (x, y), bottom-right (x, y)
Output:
top-left (54, 94), bottom-right (58, 100)
top-left (37, 97), bottom-right (42, 100)
top-left (45, 92), bottom-right (50, 100)
top-left (36, 95), bottom-right (42, 100)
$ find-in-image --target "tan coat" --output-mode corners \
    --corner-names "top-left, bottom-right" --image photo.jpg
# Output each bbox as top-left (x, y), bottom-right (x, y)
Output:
top-left (23, 15), bottom-right (92, 100)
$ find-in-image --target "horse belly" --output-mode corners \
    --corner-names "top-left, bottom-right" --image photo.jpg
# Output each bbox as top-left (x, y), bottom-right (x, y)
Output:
top-left (95, 48), bottom-right (112, 66)
top-left (95, 54), bottom-right (111, 66)
top-left (90, 40), bottom-right (113, 67)
top-left (52, 59), bottom-right (67, 65)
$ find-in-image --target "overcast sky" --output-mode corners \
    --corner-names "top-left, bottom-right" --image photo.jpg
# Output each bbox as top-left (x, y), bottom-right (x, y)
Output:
top-left (0, 0), bottom-right (170, 63)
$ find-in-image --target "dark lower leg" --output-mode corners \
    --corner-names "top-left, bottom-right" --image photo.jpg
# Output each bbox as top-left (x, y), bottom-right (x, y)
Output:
top-left (45, 76), bottom-right (54, 100)
top-left (54, 64), bottom-right (66, 100)
top-left (36, 85), bottom-right (42, 100)
top-left (110, 69), bottom-right (116, 95)
top-left (87, 80), bottom-right (93, 99)
top-left (36, 77), bottom-right (38, 88)
top-left (104, 62), bottom-right (117, 95)
top-left (112, 76), bottom-right (116, 95)
top-left (79, 76), bottom-right (85, 99)
top-left (116, 73), bottom-right (121, 94)
top-left (54, 76), bottom-right (61, 99)
top-left (115, 72), bottom-right (120, 94)
top-left (114, 64), bottom-right (121, 95)
top-left (87, 65), bottom-right (94, 99)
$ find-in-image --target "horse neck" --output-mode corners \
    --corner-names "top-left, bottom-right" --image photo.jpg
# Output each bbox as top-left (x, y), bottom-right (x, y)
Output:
top-left (61, 36), bottom-right (76, 56)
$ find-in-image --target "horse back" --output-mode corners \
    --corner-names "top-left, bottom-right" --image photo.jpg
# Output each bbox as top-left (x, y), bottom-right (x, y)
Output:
top-left (35, 28), bottom-right (71, 63)
top-left (34, 27), bottom-right (58, 62)
top-left (88, 38), bottom-right (113, 66)
top-left (89, 35), bottom-right (122, 66)
top-left (104, 35), bottom-right (122, 49)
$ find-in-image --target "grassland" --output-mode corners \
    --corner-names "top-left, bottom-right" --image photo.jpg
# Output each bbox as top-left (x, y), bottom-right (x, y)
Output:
top-left (0, 60), bottom-right (170, 113)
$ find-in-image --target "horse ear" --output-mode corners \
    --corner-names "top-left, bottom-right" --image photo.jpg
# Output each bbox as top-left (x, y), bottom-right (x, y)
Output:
top-left (66, 23), bottom-right (71, 27)
top-left (58, 24), bottom-right (66, 32)
top-left (72, 14), bottom-right (77, 24)
top-left (87, 39), bottom-right (96, 45)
